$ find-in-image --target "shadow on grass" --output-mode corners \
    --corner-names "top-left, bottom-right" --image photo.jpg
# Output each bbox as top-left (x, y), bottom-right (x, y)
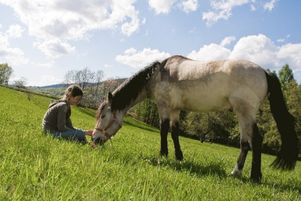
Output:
top-left (261, 180), bottom-right (301, 195)
top-left (229, 173), bottom-right (301, 195)
top-left (142, 156), bottom-right (227, 178)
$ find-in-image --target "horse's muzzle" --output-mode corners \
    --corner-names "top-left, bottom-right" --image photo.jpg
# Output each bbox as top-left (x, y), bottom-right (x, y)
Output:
top-left (91, 136), bottom-right (107, 146)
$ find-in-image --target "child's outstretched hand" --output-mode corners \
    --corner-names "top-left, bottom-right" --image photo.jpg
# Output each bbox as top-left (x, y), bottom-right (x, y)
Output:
top-left (85, 130), bottom-right (93, 136)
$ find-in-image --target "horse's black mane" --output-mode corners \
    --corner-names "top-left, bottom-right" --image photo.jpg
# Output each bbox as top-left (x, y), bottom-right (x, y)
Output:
top-left (111, 61), bottom-right (162, 111)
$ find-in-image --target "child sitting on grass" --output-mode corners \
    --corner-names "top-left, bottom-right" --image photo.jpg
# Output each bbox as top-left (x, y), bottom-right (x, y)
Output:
top-left (42, 85), bottom-right (93, 144)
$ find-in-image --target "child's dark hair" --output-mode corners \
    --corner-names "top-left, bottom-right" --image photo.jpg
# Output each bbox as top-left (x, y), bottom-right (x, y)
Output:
top-left (64, 85), bottom-right (83, 98)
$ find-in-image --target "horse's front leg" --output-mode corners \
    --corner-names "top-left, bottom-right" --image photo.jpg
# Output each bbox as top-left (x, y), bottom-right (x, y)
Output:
top-left (171, 121), bottom-right (183, 161)
top-left (160, 119), bottom-right (170, 157)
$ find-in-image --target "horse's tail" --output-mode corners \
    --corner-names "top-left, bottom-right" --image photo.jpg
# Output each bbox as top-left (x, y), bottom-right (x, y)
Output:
top-left (265, 71), bottom-right (299, 170)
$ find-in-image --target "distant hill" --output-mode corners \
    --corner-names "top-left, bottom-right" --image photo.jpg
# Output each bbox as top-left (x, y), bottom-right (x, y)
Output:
top-left (37, 83), bottom-right (68, 89)
top-left (28, 78), bottom-right (127, 101)
top-left (36, 78), bottom-right (127, 89)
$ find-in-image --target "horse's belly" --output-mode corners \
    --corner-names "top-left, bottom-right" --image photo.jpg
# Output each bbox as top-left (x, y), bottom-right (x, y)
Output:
top-left (181, 91), bottom-right (231, 112)
top-left (169, 83), bottom-right (231, 112)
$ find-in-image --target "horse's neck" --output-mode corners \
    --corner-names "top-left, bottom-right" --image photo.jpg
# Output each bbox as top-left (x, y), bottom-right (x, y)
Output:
top-left (122, 88), bottom-right (148, 113)
top-left (112, 85), bottom-right (149, 115)
top-left (112, 63), bottom-right (158, 114)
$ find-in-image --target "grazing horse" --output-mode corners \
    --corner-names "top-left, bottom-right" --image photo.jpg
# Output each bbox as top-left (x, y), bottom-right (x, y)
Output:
top-left (92, 55), bottom-right (298, 182)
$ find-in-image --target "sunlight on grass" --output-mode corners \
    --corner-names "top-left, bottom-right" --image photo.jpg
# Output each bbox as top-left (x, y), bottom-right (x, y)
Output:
top-left (1, 86), bottom-right (301, 200)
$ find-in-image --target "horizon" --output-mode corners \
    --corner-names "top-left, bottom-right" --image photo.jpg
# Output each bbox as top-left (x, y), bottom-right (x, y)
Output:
top-left (1, 0), bottom-right (301, 86)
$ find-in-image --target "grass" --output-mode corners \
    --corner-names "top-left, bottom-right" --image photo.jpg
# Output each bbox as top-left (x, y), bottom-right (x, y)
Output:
top-left (0, 85), bottom-right (301, 200)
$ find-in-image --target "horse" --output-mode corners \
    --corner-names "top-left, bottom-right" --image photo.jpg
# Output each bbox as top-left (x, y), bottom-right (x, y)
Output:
top-left (92, 55), bottom-right (298, 182)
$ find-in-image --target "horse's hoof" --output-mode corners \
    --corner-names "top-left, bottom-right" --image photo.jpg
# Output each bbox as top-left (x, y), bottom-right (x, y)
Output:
top-left (231, 169), bottom-right (242, 178)
top-left (160, 150), bottom-right (168, 157)
top-left (250, 172), bottom-right (262, 183)
top-left (250, 177), bottom-right (262, 183)
top-left (175, 153), bottom-right (183, 161)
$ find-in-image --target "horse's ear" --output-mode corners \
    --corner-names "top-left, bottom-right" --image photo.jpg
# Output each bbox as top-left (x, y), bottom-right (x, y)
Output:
top-left (108, 92), bottom-right (113, 104)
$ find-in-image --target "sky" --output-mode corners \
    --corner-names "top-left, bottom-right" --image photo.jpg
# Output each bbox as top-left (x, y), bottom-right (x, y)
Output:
top-left (0, 0), bottom-right (301, 86)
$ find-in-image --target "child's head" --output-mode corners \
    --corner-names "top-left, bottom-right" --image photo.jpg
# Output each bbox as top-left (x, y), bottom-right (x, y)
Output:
top-left (63, 85), bottom-right (83, 105)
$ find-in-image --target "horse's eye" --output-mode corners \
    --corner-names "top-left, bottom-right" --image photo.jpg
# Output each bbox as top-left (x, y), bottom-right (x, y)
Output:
top-left (101, 114), bottom-right (106, 119)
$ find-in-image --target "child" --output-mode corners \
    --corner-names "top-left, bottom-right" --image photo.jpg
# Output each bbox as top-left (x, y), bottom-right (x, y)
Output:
top-left (42, 85), bottom-right (93, 144)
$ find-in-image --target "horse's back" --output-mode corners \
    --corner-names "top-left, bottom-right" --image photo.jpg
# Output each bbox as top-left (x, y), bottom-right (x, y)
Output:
top-left (153, 56), bottom-right (268, 112)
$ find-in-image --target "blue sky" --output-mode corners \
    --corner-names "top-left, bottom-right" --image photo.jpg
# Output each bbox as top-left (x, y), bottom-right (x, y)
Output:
top-left (0, 0), bottom-right (301, 86)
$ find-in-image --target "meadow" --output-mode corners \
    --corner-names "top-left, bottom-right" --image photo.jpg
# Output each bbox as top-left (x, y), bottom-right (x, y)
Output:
top-left (0, 85), bottom-right (300, 201)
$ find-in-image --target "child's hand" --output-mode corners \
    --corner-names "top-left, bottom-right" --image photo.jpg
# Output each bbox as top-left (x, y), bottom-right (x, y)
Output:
top-left (85, 130), bottom-right (93, 136)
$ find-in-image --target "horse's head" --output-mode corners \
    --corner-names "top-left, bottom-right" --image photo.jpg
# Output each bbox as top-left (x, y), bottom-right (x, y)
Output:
top-left (92, 92), bottom-right (122, 145)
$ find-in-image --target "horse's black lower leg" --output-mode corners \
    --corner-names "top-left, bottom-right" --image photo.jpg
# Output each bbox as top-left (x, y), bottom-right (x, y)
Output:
top-left (171, 122), bottom-right (183, 161)
top-left (160, 119), bottom-right (169, 157)
top-left (250, 123), bottom-right (263, 182)
top-left (232, 140), bottom-right (250, 177)
top-left (237, 141), bottom-right (250, 169)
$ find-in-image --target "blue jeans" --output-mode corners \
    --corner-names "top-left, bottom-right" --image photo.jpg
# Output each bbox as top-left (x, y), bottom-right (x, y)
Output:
top-left (46, 129), bottom-right (87, 144)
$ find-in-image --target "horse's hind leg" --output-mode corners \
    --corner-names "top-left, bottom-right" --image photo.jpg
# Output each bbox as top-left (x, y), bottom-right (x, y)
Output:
top-left (233, 119), bottom-right (263, 182)
top-left (251, 123), bottom-right (262, 182)
top-left (160, 118), bottom-right (170, 157)
top-left (231, 112), bottom-right (252, 177)
top-left (230, 98), bottom-right (262, 181)
top-left (231, 139), bottom-right (250, 177)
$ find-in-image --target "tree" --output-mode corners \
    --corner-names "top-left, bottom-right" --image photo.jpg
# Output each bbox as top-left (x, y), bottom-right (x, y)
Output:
top-left (64, 70), bottom-right (76, 84)
top-left (64, 68), bottom-right (105, 108)
top-left (278, 64), bottom-right (295, 86)
top-left (94, 70), bottom-right (104, 95)
top-left (80, 67), bottom-right (94, 89)
top-left (0, 63), bottom-right (13, 85)
top-left (14, 77), bottom-right (27, 88)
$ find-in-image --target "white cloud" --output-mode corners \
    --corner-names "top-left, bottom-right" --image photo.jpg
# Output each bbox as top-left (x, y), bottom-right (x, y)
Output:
top-left (182, 0), bottom-right (198, 13)
top-left (121, 10), bottom-right (140, 36)
top-left (148, 0), bottom-right (176, 14)
top-left (186, 34), bottom-right (301, 74)
top-left (148, 0), bottom-right (197, 14)
top-left (220, 36), bottom-right (236, 47)
top-left (188, 43), bottom-right (231, 61)
top-left (34, 39), bottom-right (75, 59)
top-left (0, 32), bottom-right (28, 65)
top-left (6, 24), bottom-right (25, 38)
top-left (264, 0), bottom-right (277, 11)
top-left (202, 0), bottom-right (249, 25)
top-left (277, 38), bottom-right (285, 43)
top-left (0, 0), bottom-right (141, 57)
top-left (116, 48), bottom-right (171, 68)
top-left (229, 34), bottom-right (279, 67)
top-left (278, 43), bottom-right (301, 69)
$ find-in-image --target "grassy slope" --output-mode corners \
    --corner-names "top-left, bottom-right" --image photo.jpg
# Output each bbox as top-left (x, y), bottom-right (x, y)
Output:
top-left (0, 86), bottom-right (300, 201)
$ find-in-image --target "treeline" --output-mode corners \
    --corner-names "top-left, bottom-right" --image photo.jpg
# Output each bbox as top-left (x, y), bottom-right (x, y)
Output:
top-left (131, 64), bottom-right (301, 155)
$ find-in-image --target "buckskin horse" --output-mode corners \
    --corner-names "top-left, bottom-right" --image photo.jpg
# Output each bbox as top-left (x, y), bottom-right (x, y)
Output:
top-left (92, 55), bottom-right (298, 182)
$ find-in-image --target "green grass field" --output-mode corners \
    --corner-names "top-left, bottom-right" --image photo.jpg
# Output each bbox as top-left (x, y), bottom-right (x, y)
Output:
top-left (0, 85), bottom-right (301, 201)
